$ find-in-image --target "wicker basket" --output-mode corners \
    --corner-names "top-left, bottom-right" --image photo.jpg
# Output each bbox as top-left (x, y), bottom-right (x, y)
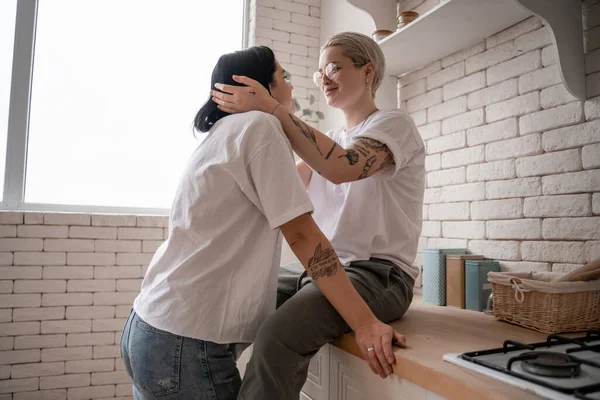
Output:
top-left (488, 271), bottom-right (600, 334)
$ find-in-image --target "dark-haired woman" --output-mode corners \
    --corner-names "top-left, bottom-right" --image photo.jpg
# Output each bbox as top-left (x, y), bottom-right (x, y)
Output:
top-left (120, 46), bottom-right (405, 400)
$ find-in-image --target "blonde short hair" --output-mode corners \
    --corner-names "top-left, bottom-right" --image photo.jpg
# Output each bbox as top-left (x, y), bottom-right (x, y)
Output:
top-left (321, 32), bottom-right (385, 97)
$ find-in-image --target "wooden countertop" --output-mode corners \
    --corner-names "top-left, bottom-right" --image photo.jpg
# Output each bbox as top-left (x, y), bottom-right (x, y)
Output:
top-left (332, 291), bottom-right (570, 400)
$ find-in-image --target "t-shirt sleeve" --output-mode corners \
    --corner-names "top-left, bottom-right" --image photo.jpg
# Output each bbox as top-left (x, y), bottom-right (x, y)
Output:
top-left (356, 111), bottom-right (424, 176)
top-left (241, 127), bottom-right (314, 230)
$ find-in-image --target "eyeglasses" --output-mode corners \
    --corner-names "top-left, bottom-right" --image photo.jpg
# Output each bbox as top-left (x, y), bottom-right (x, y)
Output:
top-left (312, 63), bottom-right (339, 87)
top-left (312, 61), bottom-right (367, 87)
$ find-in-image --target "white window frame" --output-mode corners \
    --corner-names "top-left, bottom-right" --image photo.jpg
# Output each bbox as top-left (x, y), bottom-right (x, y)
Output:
top-left (2, 0), bottom-right (250, 215)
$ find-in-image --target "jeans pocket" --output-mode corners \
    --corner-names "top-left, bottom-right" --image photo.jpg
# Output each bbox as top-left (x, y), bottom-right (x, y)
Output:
top-left (205, 342), bottom-right (241, 387)
top-left (130, 319), bottom-right (182, 397)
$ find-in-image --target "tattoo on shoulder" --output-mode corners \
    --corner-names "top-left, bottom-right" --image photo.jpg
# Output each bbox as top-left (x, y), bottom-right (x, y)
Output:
top-left (288, 114), bottom-right (322, 156)
top-left (357, 137), bottom-right (387, 152)
top-left (307, 244), bottom-right (339, 279)
top-left (353, 144), bottom-right (370, 158)
top-left (339, 149), bottom-right (359, 165)
top-left (374, 152), bottom-right (395, 173)
top-left (358, 155), bottom-right (377, 180)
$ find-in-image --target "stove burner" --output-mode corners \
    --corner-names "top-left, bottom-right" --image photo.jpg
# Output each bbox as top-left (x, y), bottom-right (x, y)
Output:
top-left (519, 351), bottom-right (581, 378)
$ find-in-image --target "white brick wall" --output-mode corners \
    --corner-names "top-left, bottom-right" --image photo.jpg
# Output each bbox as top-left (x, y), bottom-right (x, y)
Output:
top-left (485, 92), bottom-right (540, 123)
top-left (485, 134), bottom-right (542, 162)
top-left (405, 9), bottom-right (600, 278)
top-left (520, 101), bottom-right (585, 134)
top-left (466, 118), bottom-right (518, 146)
top-left (250, 0), bottom-right (321, 127)
top-left (0, 213), bottom-right (173, 398)
top-left (443, 72), bottom-right (486, 101)
top-left (515, 148), bottom-right (582, 177)
top-left (468, 79), bottom-right (518, 110)
top-left (487, 50), bottom-right (541, 86)
top-left (523, 195), bottom-right (593, 217)
top-left (467, 160), bottom-right (516, 182)
top-left (442, 108), bottom-right (484, 135)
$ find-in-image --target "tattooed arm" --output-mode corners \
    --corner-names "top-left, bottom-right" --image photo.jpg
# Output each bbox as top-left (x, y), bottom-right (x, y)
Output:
top-left (273, 108), bottom-right (395, 184)
top-left (279, 213), bottom-right (378, 331)
top-left (210, 78), bottom-right (394, 184)
top-left (280, 212), bottom-right (407, 377)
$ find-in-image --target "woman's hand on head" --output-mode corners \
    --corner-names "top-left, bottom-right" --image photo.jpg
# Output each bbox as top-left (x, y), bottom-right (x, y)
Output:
top-left (211, 75), bottom-right (279, 114)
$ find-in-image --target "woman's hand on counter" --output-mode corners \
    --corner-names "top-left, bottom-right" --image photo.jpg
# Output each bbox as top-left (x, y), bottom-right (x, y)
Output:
top-left (355, 320), bottom-right (407, 378)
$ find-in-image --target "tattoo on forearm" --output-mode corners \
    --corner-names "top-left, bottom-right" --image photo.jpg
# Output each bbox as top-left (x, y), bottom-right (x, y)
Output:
top-left (358, 138), bottom-right (387, 152)
top-left (288, 114), bottom-right (322, 156)
top-left (374, 152), bottom-right (395, 173)
top-left (353, 144), bottom-right (370, 158)
top-left (358, 155), bottom-right (377, 180)
top-left (307, 244), bottom-right (339, 279)
top-left (325, 143), bottom-right (337, 160)
top-left (339, 149), bottom-right (359, 165)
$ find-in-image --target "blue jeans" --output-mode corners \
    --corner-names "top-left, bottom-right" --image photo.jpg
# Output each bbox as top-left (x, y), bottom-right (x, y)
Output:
top-left (121, 310), bottom-right (241, 400)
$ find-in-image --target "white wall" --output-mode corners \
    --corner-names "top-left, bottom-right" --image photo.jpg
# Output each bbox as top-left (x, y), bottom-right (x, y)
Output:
top-left (249, 0), bottom-right (323, 128)
top-left (401, 7), bottom-right (600, 277)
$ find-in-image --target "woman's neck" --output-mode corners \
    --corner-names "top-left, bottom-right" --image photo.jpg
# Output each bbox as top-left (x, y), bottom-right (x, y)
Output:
top-left (342, 99), bottom-right (379, 130)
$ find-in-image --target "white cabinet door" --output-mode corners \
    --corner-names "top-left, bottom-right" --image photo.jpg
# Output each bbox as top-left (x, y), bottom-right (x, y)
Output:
top-left (329, 346), bottom-right (447, 400)
top-left (238, 343), bottom-right (330, 400)
top-left (301, 392), bottom-right (316, 400)
top-left (302, 344), bottom-right (330, 400)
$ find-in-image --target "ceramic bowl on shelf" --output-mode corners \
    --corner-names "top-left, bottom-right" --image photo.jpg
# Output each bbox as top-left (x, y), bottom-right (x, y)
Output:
top-left (397, 11), bottom-right (419, 29)
top-left (372, 29), bottom-right (393, 42)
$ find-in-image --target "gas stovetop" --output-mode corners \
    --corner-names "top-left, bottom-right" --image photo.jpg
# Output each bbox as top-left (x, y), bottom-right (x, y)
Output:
top-left (443, 330), bottom-right (600, 400)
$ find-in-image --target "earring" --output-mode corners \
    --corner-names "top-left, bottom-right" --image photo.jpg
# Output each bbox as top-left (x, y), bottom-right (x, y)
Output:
top-left (366, 79), bottom-right (370, 83)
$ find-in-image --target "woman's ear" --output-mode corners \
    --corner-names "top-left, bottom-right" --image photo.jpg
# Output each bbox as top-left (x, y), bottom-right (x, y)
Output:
top-left (364, 62), bottom-right (375, 83)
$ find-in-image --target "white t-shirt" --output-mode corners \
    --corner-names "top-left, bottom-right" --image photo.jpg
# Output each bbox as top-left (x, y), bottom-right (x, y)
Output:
top-left (307, 109), bottom-right (425, 281)
top-left (134, 111), bottom-right (314, 343)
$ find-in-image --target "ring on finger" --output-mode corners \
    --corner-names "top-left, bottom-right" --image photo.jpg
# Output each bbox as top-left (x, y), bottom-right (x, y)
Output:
top-left (367, 347), bottom-right (374, 352)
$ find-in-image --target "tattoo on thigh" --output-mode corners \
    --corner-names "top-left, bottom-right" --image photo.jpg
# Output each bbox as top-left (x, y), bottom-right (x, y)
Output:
top-left (289, 114), bottom-right (323, 156)
top-left (339, 149), bottom-right (359, 165)
top-left (307, 244), bottom-right (339, 279)
top-left (358, 155), bottom-right (377, 180)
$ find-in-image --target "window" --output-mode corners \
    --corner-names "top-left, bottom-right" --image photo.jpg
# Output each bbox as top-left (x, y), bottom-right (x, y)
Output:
top-left (0, 1), bottom-right (17, 200)
top-left (4, 0), bottom-right (246, 212)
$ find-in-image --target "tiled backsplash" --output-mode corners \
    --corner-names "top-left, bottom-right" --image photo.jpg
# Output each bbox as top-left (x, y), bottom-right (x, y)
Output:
top-left (404, 1), bottom-right (600, 281)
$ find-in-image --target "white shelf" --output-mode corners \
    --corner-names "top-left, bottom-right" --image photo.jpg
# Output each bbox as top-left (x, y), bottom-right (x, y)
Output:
top-left (378, 0), bottom-right (532, 76)
top-left (350, 0), bottom-right (586, 99)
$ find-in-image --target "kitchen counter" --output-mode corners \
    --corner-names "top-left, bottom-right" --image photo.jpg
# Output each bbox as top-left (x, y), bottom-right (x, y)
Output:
top-left (332, 291), bottom-right (569, 400)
